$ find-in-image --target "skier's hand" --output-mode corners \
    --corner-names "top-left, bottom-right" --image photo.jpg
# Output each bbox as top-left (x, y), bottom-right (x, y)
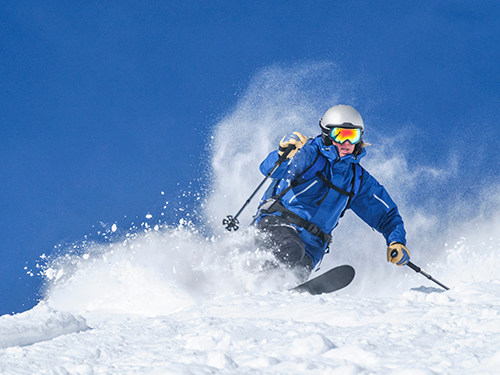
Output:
top-left (387, 242), bottom-right (411, 266)
top-left (279, 132), bottom-right (308, 159)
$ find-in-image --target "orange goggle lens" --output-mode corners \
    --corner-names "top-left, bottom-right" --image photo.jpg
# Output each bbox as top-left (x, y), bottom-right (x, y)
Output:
top-left (330, 127), bottom-right (362, 144)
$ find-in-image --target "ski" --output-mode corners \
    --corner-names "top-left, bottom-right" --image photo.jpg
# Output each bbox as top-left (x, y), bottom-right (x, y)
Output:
top-left (292, 265), bottom-right (355, 295)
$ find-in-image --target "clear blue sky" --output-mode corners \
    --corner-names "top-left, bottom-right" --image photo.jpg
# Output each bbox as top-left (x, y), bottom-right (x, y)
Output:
top-left (1, 1), bottom-right (499, 315)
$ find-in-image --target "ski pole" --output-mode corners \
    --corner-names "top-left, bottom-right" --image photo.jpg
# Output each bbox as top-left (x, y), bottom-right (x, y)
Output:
top-left (406, 261), bottom-right (450, 291)
top-left (223, 144), bottom-right (296, 231)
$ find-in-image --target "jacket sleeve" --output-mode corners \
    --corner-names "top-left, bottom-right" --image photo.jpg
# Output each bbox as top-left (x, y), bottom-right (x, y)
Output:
top-left (349, 168), bottom-right (407, 246)
top-left (259, 150), bottom-right (289, 178)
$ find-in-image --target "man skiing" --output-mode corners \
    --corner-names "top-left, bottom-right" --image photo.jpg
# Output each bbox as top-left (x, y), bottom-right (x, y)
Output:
top-left (254, 105), bottom-right (410, 274)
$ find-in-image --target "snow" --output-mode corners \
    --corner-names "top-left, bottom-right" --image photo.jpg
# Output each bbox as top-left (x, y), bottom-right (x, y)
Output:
top-left (2, 65), bottom-right (500, 374)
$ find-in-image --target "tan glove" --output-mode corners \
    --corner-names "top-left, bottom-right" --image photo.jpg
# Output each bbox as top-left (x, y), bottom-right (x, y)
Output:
top-left (278, 132), bottom-right (308, 159)
top-left (387, 241), bottom-right (411, 266)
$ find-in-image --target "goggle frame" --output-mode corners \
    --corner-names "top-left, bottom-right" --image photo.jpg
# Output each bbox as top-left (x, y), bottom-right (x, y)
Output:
top-left (328, 126), bottom-right (362, 145)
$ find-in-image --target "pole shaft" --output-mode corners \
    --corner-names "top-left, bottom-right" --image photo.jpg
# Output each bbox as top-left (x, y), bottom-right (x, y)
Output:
top-left (226, 144), bottom-right (296, 224)
top-left (406, 261), bottom-right (449, 291)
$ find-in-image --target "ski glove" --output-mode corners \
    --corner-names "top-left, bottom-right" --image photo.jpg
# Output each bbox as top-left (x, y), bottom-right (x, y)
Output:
top-left (387, 242), bottom-right (411, 266)
top-left (279, 132), bottom-right (308, 159)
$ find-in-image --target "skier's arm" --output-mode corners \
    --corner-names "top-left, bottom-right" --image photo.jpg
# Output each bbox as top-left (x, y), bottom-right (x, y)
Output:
top-left (349, 170), bottom-right (407, 246)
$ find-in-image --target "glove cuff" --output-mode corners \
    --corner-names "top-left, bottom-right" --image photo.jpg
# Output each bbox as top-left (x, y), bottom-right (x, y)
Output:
top-left (390, 241), bottom-right (405, 246)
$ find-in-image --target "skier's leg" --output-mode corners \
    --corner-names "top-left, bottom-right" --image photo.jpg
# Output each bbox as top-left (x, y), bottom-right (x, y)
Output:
top-left (255, 215), bottom-right (312, 270)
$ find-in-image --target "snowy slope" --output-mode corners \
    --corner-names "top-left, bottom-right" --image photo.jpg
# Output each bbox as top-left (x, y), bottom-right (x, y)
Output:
top-left (1, 281), bottom-right (500, 374)
top-left (1, 223), bottom-right (500, 375)
top-left (2, 65), bottom-right (500, 374)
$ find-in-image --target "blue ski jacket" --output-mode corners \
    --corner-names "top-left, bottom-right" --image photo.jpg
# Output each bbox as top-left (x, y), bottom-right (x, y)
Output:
top-left (256, 136), bottom-right (406, 267)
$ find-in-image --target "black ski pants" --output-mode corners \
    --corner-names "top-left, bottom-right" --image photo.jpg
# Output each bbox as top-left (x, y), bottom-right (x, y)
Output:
top-left (255, 215), bottom-right (313, 271)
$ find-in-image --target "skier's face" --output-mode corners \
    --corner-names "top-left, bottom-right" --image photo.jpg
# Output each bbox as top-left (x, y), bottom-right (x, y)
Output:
top-left (332, 140), bottom-right (355, 157)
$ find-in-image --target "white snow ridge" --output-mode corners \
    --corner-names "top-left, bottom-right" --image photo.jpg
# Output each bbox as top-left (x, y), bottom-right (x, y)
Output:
top-left (0, 302), bottom-right (89, 349)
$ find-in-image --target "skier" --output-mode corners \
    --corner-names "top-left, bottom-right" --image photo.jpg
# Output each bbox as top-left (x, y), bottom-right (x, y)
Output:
top-left (254, 105), bottom-right (410, 274)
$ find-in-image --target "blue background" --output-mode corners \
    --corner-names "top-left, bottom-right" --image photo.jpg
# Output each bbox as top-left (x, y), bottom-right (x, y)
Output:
top-left (1, 1), bottom-right (499, 315)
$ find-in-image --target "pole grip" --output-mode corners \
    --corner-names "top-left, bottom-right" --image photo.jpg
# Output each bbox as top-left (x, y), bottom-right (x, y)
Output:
top-left (276, 144), bottom-right (296, 165)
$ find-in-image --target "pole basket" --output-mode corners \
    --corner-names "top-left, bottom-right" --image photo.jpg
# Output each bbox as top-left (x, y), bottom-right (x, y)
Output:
top-left (223, 215), bottom-right (239, 231)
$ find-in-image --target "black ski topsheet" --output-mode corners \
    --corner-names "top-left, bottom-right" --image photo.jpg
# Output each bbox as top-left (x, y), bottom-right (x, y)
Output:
top-left (292, 265), bottom-right (355, 295)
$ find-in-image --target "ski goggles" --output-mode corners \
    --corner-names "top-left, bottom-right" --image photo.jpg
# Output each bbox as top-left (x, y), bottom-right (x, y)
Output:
top-left (329, 127), bottom-right (362, 145)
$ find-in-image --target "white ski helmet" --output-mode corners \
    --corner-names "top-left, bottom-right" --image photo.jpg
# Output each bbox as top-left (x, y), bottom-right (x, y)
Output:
top-left (319, 105), bottom-right (364, 134)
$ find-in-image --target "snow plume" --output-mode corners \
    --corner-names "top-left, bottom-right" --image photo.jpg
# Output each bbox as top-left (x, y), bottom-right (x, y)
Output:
top-left (42, 222), bottom-right (300, 315)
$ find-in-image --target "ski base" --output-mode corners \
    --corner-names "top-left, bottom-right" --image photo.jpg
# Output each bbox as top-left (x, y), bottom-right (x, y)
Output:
top-left (292, 265), bottom-right (355, 295)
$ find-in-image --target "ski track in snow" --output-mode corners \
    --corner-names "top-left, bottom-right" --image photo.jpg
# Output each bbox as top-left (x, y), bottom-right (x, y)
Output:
top-left (3, 64), bottom-right (500, 374)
